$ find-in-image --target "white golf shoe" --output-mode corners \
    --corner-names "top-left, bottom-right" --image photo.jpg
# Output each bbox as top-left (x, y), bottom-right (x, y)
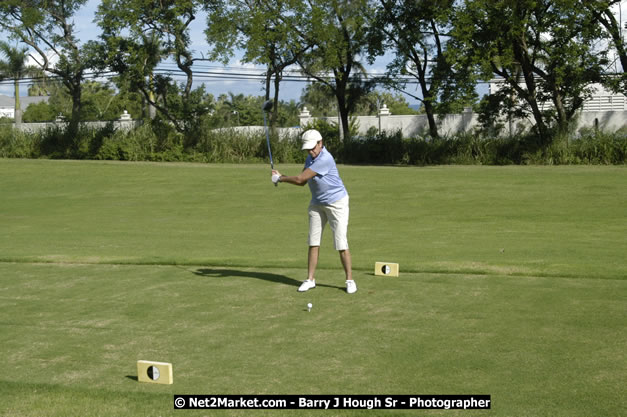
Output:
top-left (298, 279), bottom-right (316, 292)
top-left (346, 280), bottom-right (357, 294)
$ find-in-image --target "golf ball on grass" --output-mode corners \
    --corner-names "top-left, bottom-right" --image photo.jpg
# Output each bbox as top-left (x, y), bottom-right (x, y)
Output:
top-left (307, 303), bottom-right (312, 312)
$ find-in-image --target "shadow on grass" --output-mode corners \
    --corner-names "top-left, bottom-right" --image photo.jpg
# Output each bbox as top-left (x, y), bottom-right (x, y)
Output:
top-left (192, 268), bottom-right (344, 291)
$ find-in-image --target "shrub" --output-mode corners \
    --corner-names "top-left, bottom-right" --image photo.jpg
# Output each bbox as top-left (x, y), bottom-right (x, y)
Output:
top-left (0, 121), bottom-right (624, 165)
top-left (0, 126), bottom-right (40, 158)
top-left (522, 130), bottom-right (627, 165)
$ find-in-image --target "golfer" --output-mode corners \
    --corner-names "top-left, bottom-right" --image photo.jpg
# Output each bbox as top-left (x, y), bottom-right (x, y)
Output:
top-left (271, 129), bottom-right (356, 294)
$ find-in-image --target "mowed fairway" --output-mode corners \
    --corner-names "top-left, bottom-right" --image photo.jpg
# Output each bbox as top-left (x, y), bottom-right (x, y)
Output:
top-left (0, 159), bottom-right (625, 417)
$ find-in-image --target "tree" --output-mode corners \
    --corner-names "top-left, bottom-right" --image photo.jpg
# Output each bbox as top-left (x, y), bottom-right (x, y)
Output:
top-left (97, 0), bottom-right (209, 136)
top-left (290, 0), bottom-right (380, 140)
top-left (300, 82), bottom-right (337, 117)
top-left (0, 41), bottom-right (44, 124)
top-left (354, 91), bottom-right (419, 116)
top-left (369, 0), bottom-right (476, 138)
top-left (79, 81), bottom-right (143, 121)
top-left (301, 82), bottom-right (418, 116)
top-left (22, 100), bottom-right (55, 122)
top-left (22, 79), bottom-right (143, 122)
top-left (0, 0), bottom-right (101, 143)
top-left (451, 0), bottom-right (607, 142)
top-left (580, 0), bottom-right (626, 92)
top-left (27, 77), bottom-right (53, 96)
top-left (205, 0), bottom-right (309, 127)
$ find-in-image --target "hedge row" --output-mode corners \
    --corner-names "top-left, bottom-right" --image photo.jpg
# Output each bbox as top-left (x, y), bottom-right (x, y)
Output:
top-left (1, 122), bottom-right (625, 165)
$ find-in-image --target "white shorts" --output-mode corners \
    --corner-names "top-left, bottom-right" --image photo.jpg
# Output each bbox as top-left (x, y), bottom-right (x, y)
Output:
top-left (308, 195), bottom-right (350, 251)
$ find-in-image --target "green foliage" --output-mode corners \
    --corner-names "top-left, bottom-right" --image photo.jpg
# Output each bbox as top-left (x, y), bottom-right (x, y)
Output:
top-left (293, 0), bottom-right (380, 140)
top-left (189, 128), bottom-right (304, 164)
top-left (450, 0), bottom-right (609, 141)
top-left (369, 0), bottom-right (476, 137)
top-left (206, 93), bottom-right (264, 129)
top-left (0, 0), bottom-right (103, 138)
top-left (22, 80), bottom-right (144, 122)
top-left (80, 81), bottom-right (143, 121)
top-left (301, 83), bottom-right (418, 116)
top-left (0, 40), bottom-right (45, 124)
top-left (524, 129), bottom-right (627, 165)
top-left (1, 0), bottom-right (621, 146)
top-left (1, 121), bottom-right (625, 165)
top-left (0, 125), bottom-right (40, 158)
top-left (338, 130), bottom-right (626, 166)
top-left (21, 101), bottom-right (55, 122)
top-left (96, 0), bottom-right (208, 138)
top-left (204, 0), bottom-right (302, 125)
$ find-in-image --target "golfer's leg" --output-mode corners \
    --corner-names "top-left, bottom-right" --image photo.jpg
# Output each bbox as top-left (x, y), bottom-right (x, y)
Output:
top-left (308, 246), bottom-right (320, 280)
top-left (339, 249), bottom-right (352, 281)
top-left (307, 204), bottom-right (326, 281)
top-left (325, 196), bottom-right (352, 281)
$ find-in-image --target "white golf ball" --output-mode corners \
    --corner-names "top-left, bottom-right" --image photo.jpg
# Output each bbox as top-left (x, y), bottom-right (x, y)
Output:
top-left (307, 303), bottom-right (313, 309)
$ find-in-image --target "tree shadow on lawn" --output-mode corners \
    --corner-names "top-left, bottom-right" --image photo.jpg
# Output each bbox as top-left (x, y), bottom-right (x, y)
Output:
top-left (192, 268), bottom-right (344, 291)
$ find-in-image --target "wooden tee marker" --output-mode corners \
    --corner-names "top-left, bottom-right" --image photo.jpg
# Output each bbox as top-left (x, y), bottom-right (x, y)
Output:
top-left (375, 262), bottom-right (399, 277)
top-left (137, 360), bottom-right (173, 384)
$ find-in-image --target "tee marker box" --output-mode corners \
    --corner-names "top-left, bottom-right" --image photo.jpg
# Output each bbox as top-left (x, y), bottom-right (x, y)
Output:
top-left (137, 360), bottom-right (173, 384)
top-left (375, 262), bottom-right (399, 277)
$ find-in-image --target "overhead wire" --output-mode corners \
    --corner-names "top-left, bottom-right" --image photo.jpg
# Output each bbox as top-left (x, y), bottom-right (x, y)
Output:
top-left (0, 64), bottom-right (446, 87)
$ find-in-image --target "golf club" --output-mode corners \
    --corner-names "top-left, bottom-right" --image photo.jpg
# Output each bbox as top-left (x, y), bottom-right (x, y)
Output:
top-left (262, 99), bottom-right (277, 186)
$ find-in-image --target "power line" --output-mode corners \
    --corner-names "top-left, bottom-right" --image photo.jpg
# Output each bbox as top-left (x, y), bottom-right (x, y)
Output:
top-left (0, 64), bottom-right (526, 90)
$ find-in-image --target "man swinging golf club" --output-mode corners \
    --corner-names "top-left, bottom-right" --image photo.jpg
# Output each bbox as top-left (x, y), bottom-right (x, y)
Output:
top-left (271, 129), bottom-right (356, 294)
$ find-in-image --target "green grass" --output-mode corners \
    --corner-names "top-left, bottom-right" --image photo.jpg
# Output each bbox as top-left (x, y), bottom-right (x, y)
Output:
top-left (0, 159), bottom-right (625, 416)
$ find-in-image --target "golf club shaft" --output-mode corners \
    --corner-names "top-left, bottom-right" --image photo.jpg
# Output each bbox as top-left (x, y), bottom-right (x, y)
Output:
top-left (263, 113), bottom-right (274, 169)
top-left (263, 112), bottom-right (277, 186)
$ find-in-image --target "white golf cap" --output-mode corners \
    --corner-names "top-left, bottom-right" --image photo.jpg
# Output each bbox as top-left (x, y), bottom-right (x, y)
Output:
top-left (301, 129), bottom-right (322, 150)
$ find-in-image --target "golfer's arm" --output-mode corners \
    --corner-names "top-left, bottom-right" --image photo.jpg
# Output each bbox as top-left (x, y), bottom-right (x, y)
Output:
top-left (280, 168), bottom-right (317, 186)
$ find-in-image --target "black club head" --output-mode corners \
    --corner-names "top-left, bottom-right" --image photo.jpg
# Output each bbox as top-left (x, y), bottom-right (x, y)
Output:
top-left (262, 100), bottom-right (274, 112)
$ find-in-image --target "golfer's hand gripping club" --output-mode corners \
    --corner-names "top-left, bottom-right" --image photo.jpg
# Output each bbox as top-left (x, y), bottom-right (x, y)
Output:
top-left (271, 170), bottom-right (281, 185)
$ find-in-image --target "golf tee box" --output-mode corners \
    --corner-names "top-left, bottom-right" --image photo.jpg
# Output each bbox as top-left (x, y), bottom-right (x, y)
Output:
top-left (375, 262), bottom-right (399, 277)
top-left (137, 360), bottom-right (173, 385)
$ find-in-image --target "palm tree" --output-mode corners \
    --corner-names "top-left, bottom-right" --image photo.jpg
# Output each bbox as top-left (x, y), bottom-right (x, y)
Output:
top-left (0, 41), bottom-right (44, 125)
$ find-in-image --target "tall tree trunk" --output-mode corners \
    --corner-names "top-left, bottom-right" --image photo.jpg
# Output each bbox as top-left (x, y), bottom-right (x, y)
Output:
top-left (553, 91), bottom-right (569, 136)
top-left (335, 82), bottom-right (350, 141)
top-left (148, 74), bottom-right (156, 120)
top-left (14, 79), bottom-right (22, 125)
top-left (422, 96), bottom-right (439, 138)
top-left (68, 82), bottom-right (82, 153)
top-left (511, 43), bottom-right (551, 143)
top-left (415, 53), bottom-right (439, 138)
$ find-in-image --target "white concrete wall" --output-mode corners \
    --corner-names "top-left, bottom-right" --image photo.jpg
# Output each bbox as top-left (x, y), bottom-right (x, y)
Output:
top-left (14, 119), bottom-right (141, 133)
top-left (7, 110), bottom-right (625, 138)
top-left (300, 110), bottom-right (626, 138)
top-left (578, 111), bottom-right (627, 132)
top-left (301, 111), bottom-right (482, 137)
top-left (214, 126), bottom-right (302, 138)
